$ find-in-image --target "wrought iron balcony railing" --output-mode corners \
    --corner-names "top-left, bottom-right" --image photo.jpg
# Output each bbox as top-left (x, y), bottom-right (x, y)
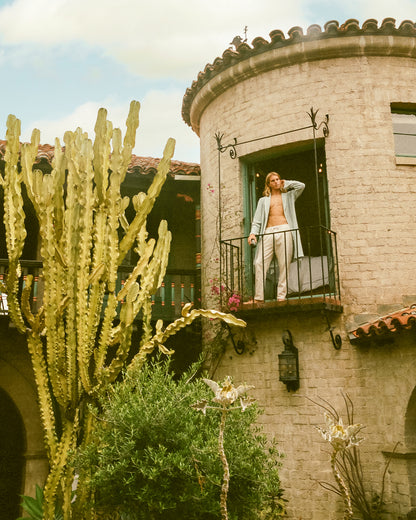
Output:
top-left (220, 226), bottom-right (341, 312)
top-left (0, 259), bottom-right (198, 322)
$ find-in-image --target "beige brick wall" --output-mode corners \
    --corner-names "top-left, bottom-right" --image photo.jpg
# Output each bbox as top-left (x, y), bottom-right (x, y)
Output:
top-left (196, 49), bottom-right (416, 518)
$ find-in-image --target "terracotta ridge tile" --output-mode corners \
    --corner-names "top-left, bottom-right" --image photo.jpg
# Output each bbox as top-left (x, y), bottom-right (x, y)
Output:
top-left (350, 304), bottom-right (416, 341)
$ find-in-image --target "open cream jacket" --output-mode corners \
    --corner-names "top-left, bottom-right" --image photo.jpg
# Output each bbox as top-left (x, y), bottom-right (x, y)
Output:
top-left (249, 180), bottom-right (305, 259)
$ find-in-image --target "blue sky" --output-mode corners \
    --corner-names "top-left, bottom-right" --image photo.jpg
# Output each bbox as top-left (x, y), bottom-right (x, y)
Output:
top-left (0, 0), bottom-right (415, 163)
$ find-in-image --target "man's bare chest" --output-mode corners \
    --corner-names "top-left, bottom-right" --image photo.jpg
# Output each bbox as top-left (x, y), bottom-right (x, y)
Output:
top-left (266, 194), bottom-right (287, 226)
top-left (269, 195), bottom-right (284, 216)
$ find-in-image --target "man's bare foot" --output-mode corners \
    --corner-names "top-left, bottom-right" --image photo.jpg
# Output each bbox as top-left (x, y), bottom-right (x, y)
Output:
top-left (245, 299), bottom-right (264, 306)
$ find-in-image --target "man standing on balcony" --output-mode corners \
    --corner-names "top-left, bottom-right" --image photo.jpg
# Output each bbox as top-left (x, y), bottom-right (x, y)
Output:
top-left (248, 172), bottom-right (305, 303)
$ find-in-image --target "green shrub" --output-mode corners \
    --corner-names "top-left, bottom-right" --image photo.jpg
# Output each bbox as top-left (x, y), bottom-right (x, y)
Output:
top-left (74, 358), bottom-right (285, 519)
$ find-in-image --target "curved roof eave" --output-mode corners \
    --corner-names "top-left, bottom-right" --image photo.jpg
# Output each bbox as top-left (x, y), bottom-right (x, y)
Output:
top-left (182, 18), bottom-right (416, 135)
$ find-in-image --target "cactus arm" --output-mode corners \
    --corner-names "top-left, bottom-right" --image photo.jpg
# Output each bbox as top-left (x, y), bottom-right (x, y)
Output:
top-left (102, 221), bottom-right (170, 381)
top-left (40, 197), bottom-right (68, 407)
top-left (42, 416), bottom-right (79, 519)
top-left (3, 115), bottom-right (27, 332)
top-left (120, 101), bottom-right (140, 179)
top-left (157, 306), bottom-right (246, 345)
top-left (93, 109), bottom-right (112, 204)
top-left (140, 297), bottom-right (153, 348)
top-left (144, 222), bottom-right (171, 295)
top-left (21, 275), bottom-right (36, 327)
top-left (116, 239), bottom-right (155, 303)
top-left (26, 332), bottom-right (58, 460)
top-left (50, 138), bottom-right (66, 243)
top-left (87, 209), bottom-right (110, 358)
top-left (62, 142), bottom-right (81, 406)
top-left (20, 129), bottom-right (42, 214)
top-left (71, 134), bottom-right (96, 394)
top-left (24, 147), bottom-right (68, 407)
top-left (100, 324), bottom-right (134, 385)
top-left (94, 289), bottom-right (118, 376)
top-left (92, 193), bottom-right (124, 388)
top-left (118, 138), bottom-right (175, 263)
top-left (109, 225), bottom-right (171, 348)
top-left (85, 275), bottom-right (107, 357)
top-left (128, 307), bottom-right (246, 373)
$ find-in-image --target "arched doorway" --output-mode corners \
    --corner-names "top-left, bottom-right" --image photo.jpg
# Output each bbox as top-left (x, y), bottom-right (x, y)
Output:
top-left (405, 386), bottom-right (416, 510)
top-left (0, 387), bottom-right (25, 520)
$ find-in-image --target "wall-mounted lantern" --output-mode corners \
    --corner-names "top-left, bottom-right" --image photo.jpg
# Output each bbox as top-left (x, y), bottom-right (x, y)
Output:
top-left (278, 330), bottom-right (299, 391)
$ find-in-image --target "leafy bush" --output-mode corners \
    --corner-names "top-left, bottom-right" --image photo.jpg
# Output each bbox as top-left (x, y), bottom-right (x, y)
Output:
top-left (74, 358), bottom-right (285, 519)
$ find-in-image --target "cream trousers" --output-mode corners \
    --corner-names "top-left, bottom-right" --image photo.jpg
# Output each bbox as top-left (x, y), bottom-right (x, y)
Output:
top-left (254, 224), bottom-right (293, 301)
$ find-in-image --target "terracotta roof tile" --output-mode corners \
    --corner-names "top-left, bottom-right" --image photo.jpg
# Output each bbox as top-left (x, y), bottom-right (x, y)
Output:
top-left (182, 18), bottom-right (416, 127)
top-left (349, 304), bottom-right (416, 344)
top-left (0, 140), bottom-right (200, 177)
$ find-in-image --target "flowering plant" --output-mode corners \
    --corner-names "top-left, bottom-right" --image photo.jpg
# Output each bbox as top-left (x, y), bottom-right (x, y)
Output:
top-left (311, 394), bottom-right (391, 520)
top-left (316, 409), bottom-right (363, 520)
top-left (317, 413), bottom-right (363, 452)
top-left (209, 278), bottom-right (241, 312)
top-left (192, 376), bottom-right (255, 520)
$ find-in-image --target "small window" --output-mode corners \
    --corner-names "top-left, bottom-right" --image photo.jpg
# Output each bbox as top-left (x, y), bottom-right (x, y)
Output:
top-left (392, 110), bottom-right (416, 157)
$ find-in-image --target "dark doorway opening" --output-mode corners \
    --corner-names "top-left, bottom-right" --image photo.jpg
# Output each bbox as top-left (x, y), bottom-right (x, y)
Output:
top-left (0, 388), bottom-right (25, 520)
top-left (244, 141), bottom-right (329, 255)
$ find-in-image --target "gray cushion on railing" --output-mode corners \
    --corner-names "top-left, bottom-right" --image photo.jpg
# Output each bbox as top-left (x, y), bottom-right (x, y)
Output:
top-left (288, 256), bottom-right (329, 294)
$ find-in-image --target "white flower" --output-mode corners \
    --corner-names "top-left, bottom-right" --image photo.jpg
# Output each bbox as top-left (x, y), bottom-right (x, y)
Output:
top-left (203, 376), bottom-right (254, 407)
top-left (317, 413), bottom-right (363, 451)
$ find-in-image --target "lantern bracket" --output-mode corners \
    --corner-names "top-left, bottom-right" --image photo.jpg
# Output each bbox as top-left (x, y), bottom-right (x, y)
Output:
top-left (322, 310), bottom-right (342, 350)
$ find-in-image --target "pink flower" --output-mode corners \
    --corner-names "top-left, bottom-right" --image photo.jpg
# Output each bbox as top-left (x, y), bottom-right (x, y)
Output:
top-left (227, 293), bottom-right (241, 311)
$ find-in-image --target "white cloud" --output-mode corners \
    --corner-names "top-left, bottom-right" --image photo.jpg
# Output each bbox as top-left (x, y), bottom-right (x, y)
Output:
top-left (1, 0), bottom-right (414, 80)
top-left (0, 0), bottom-right (307, 79)
top-left (5, 0), bottom-right (416, 165)
top-left (20, 100), bottom-right (115, 146)
top-left (20, 91), bottom-right (200, 162)
top-left (346, 0), bottom-right (416, 22)
top-left (134, 89), bottom-right (200, 162)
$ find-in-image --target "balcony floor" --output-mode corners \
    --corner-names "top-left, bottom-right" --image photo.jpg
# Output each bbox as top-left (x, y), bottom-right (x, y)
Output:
top-left (236, 293), bottom-right (342, 318)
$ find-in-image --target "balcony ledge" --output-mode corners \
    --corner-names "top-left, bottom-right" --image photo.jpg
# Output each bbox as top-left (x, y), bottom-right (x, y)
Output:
top-left (234, 295), bottom-right (342, 319)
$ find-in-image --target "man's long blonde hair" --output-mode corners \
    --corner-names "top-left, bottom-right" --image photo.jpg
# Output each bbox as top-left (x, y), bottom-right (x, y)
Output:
top-left (263, 172), bottom-right (281, 197)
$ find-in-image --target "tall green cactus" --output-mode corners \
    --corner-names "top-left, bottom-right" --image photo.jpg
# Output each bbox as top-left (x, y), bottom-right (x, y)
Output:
top-left (0, 103), bottom-right (245, 519)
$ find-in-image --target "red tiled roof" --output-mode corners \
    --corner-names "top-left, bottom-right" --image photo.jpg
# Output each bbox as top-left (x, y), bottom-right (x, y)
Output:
top-left (349, 304), bottom-right (416, 344)
top-left (182, 17), bottom-right (416, 127)
top-left (0, 140), bottom-right (200, 177)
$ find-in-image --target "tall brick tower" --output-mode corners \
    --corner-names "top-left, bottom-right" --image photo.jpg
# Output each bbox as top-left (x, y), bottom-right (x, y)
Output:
top-left (183, 18), bottom-right (416, 519)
